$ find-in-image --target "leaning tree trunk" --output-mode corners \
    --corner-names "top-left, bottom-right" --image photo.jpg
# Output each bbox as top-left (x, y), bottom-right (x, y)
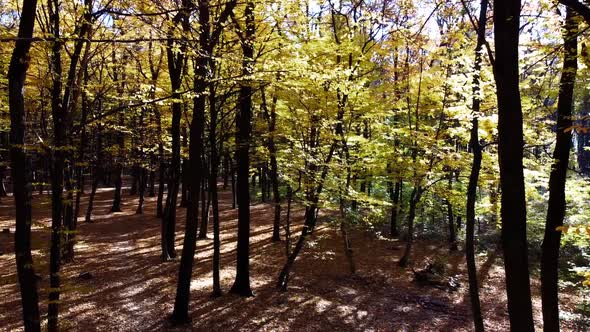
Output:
top-left (8, 0), bottom-right (41, 329)
top-left (493, 0), bottom-right (535, 330)
top-left (541, 7), bottom-right (578, 332)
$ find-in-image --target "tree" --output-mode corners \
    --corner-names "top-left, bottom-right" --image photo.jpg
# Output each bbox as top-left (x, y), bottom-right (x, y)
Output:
top-left (161, 0), bottom-right (191, 261)
top-left (8, 0), bottom-right (41, 330)
top-left (47, 0), bottom-right (66, 328)
top-left (463, 0), bottom-right (491, 330)
top-left (230, 0), bottom-right (255, 297)
top-left (493, 0), bottom-right (535, 330)
top-left (541, 7), bottom-right (578, 332)
top-left (171, 0), bottom-right (238, 322)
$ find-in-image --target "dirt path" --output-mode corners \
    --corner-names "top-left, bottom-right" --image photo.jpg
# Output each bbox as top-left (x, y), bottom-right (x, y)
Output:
top-left (0, 184), bottom-right (583, 331)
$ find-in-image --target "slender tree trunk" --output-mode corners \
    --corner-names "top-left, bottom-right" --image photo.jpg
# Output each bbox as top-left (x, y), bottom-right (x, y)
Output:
top-left (209, 80), bottom-right (222, 297)
top-left (170, 0), bottom-right (236, 321)
top-left (230, 1), bottom-right (255, 297)
top-left (85, 124), bottom-right (103, 223)
top-left (157, 158), bottom-right (165, 217)
top-left (47, 1), bottom-right (65, 328)
top-left (231, 165), bottom-right (236, 209)
top-left (541, 8), bottom-right (578, 332)
top-left (111, 112), bottom-right (124, 212)
top-left (285, 185), bottom-right (294, 257)
top-left (493, 0), bottom-right (535, 330)
top-left (198, 160), bottom-right (210, 239)
top-left (74, 66), bottom-right (90, 223)
top-left (261, 89), bottom-right (282, 242)
top-left (110, 72), bottom-right (125, 213)
top-left (463, 0), bottom-right (488, 330)
top-left (277, 208), bottom-right (313, 291)
top-left (156, 105), bottom-right (166, 217)
top-left (130, 165), bottom-right (138, 196)
top-left (223, 153), bottom-right (229, 190)
top-left (180, 126), bottom-right (188, 207)
top-left (161, 11), bottom-right (189, 260)
top-left (9, 0), bottom-right (41, 329)
top-left (446, 199), bottom-right (457, 251)
top-left (398, 187), bottom-right (422, 267)
top-left (85, 168), bottom-right (100, 223)
top-left (136, 168), bottom-right (147, 214)
top-left (0, 166), bottom-right (7, 197)
top-left (339, 200), bottom-right (355, 274)
top-left (62, 166), bottom-right (75, 262)
top-left (389, 180), bottom-right (401, 237)
top-left (446, 176), bottom-right (457, 252)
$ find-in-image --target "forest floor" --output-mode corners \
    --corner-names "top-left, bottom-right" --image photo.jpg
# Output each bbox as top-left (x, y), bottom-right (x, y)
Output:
top-left (0, 181), bottom-right (587, 331)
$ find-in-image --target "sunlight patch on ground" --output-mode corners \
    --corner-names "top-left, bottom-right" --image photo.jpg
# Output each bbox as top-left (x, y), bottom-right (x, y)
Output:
top-left (314, 298), bottom-right (333, 313)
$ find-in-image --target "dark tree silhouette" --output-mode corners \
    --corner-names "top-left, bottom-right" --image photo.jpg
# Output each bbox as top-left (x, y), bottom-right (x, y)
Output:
top-left (8, 0), bottom-right (41, 330)
top-left (493, 0), bottom-right (535, 330)
top-left (541, 7), bottom-right (578, 332)
top-left (230, 0), bottom-right (256, 297)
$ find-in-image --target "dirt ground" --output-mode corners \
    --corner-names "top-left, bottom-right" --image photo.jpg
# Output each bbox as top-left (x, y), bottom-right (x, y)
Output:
top-left (0, 182), bottom-right (586, 331)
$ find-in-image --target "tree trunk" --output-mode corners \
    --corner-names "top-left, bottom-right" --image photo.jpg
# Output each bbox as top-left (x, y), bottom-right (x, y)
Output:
top-left (85, 168), bottom-right (100, 223)
top-left (278, 208), bottom-right (314, 291)
top-left (161, 12), bottom-right (189, 260)
top-left (62, 166), bottom-right (76, 262)
top-left (74, 64), bottom-right (90, 224)
top-left (209, 79), bottom-right (222, 297)
top-left (261, 89), bottom-right (281, 241)
top-left (198, 159), bottom-right (210, 239)
top-left (136, 168), bottom-right (147, 214)
top-left (463, 0), bottom-right (488, 330)
top-left (446, 199), bottom-right (457, 251)
top-left (398, 187), bottom-right (422, 267)
top-left (180, 126), bottom-right (189, 207)
top-left (9, 0), bottom-right (41, 329)
top-left (493, 0), bottom-right (535, 330)
top-left (230, 1), bottom-right (255, 297)
top-left (170, 0), bottom-right (231, 322)
top-left (130, 165), bottom-right (138, 196)
top-left (446, 175), bottom-right (457, 252)
top-left (48, 0), bottom-right (65, 328)
top-left (111, 112), bottom-right (125, 212)
top-left (231, 166), bottom-right (236, 209)
top-left (389, 180), bottom-right (401, 237)
top-left (541, 7), bottom-right (578, 332)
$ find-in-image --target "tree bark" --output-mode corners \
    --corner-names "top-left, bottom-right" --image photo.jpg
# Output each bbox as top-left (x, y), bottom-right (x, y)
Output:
top-left (493, 0), bottom-right (535, 330)
top-left (398, 187), bottom-right (422, 267)
top-left (198, 159), bottom-right (210, 239)
top-left (209, 76), bottom-right (222, 297)
top-left (161, 6), bottom-right (190, 260)
top-left (390, 180), bottom-right (401, 237)
top-left (463, 0), bottom-right (489, 330)
top-left (541, 8), bottom-right (578, 332)
top-left (230, 0), bottom-right (255, 297)
top-left (47, 0), bottom-right (65, 328)
top-left (8, 0), bottom-right (41, 329)
top-left (261, 88), bottom-right (281, 241)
